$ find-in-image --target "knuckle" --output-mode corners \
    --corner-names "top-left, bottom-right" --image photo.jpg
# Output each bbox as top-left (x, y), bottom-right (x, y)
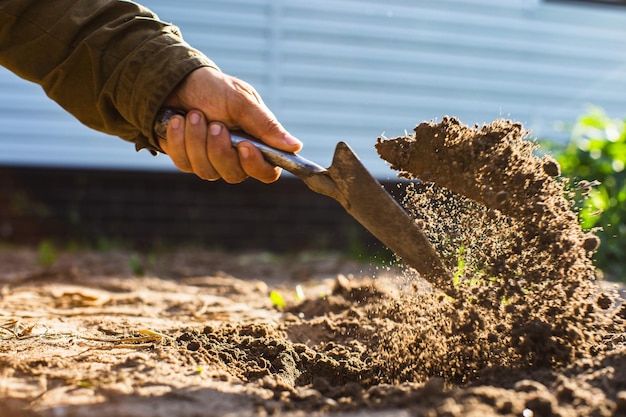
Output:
top-left (173, 160), bottom-right (193, 173)
top-left (243, 162), bottom-right (281, 184)
top-left (196, 169), bottom-right (220, 181)
top-left (187, 131), bottom-right (206, 146)
top-left (222, 173), bottom-right (247, 184)
top-left (259, 170), bottom-right (281, 184)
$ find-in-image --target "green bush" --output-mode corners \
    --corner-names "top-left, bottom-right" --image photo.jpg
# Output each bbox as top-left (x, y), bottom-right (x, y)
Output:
top-left (552, 107), bottom-right (626, 280)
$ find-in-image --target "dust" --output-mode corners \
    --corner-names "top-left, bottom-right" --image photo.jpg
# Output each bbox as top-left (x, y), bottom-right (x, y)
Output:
top-left (369, 117), bottom-right (622, 383)
top-left (375, 117), bottom-right (597, 292)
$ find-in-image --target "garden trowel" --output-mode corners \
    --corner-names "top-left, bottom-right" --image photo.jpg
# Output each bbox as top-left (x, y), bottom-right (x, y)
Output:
top-left (155, 109), bottom-right (452, 291)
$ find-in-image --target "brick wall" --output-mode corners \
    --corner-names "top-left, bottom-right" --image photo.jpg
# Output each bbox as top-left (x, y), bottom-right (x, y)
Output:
top-left (0, 167), bottom-right (403, 255)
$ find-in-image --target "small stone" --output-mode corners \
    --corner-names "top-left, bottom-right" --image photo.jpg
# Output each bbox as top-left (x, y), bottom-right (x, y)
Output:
top-left (187, 341), bottom-right (201, 351)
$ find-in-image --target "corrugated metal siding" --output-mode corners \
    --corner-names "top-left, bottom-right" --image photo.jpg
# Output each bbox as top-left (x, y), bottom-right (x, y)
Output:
top-left (1, 0), bottom-right (625, 177)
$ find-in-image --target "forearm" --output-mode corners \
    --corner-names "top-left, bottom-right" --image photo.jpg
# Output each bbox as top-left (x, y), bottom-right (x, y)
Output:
top-left (0, 0), bottom-right (217, 152)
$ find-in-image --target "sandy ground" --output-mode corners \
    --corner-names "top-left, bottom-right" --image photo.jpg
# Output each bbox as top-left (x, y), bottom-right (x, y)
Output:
top-left (2, 118), bottom-right (626, 417)
top-left (0, 247), bottom-right (625, 417)
top-left (0, 249), bottom-right (402, 417)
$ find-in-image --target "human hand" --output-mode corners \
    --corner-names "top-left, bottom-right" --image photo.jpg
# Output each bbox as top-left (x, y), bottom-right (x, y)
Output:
top-left (158, 67), bottom-right (302, 183)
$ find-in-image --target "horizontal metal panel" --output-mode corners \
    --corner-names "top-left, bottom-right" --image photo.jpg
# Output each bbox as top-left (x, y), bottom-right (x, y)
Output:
top-left (1, 0), bottom-right (625, 178)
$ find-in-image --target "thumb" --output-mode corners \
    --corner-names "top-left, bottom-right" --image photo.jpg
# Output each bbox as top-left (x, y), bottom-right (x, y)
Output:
top-left (236, 104), bottom-right (302, 153)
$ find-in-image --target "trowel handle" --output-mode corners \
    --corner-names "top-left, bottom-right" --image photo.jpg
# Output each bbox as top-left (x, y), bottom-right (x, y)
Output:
top-left (154, 109), bottom-right (326, 178)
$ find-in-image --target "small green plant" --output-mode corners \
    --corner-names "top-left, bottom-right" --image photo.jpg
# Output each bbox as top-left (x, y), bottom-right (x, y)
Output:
top-left (37, 240), bottom-right (58, 268)
top-left (128, 253), bottom-right (144, 276)
top-left (451, 245), bottom-right (497, 290)
top-left (553, 107), bottom-right (626, 280)
top-left (76, 380), bottom-right (92, 389)
top-left (452, 246), bottom-right (466, 288)
top-left (269, 290), bottom-right (286, 309)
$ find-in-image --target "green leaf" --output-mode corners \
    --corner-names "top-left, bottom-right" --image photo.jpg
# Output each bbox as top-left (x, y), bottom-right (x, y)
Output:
top-left (552, 106), bottom-right (626, 280)
top-left (269, 290), bottom-right (286, 308)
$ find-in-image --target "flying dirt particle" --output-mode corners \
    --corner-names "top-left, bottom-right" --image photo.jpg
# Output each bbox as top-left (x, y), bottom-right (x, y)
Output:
top-left (616, 391), bottom-right (626, 413)
top-left (583, 234), bottom-right (601, 252)
top-left (596, 293), bottom-right (613, 310)
top-left (495, 190), bottom-right (510, 204)
top-left (576, 179), bottom-right (601, 197)
top-left (542, 157), bottom-right (561, 177)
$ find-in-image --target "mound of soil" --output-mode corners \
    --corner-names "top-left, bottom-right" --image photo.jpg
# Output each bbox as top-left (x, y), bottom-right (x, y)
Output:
top-left (1, 117), bottom-right (625, 417)
top-left (375, 117), bottom-right (598, 291)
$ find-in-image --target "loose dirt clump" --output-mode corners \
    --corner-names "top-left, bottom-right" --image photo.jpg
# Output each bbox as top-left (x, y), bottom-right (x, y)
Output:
top-left (372, 117), bottom-right (624, 391)
top-left (376, 117), bottom-right (596, 291)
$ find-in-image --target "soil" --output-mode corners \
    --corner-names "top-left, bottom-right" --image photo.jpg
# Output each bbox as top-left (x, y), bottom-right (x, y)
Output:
top-left (2, 117), bottom-right (626, 417)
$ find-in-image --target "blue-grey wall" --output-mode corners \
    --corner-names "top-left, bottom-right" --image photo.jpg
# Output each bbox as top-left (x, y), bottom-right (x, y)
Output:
top-left (1, 0), bottom-right (625, 177)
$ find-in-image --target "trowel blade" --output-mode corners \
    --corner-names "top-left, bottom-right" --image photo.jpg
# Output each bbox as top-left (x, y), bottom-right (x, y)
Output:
top-left (327, 142), bottom-right (452, 291)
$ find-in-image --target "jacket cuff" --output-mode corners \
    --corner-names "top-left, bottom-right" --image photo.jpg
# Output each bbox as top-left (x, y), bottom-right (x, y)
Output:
top-left (114, 27), bottom-right (218, 154)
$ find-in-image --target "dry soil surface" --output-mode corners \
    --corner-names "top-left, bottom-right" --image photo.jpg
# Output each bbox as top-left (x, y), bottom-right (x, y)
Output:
top-left (2, 117), bottom-right (626, 417)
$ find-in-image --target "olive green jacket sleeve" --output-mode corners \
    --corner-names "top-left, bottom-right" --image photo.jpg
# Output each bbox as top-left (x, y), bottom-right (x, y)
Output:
top-left (0, 0), bottom-right (218, 153)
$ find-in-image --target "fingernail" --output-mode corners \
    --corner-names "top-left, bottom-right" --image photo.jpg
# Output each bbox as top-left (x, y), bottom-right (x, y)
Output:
top-left (171, 116), bottom-right (181, 129)
top-left (284, 133), bottom-right (302, 147)
top-left (238, 145), bottom-right (250, 159)
top-left (209, 123), bottom-right (222, 136)
top-left (189, 112), bottom-right (201, 125)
